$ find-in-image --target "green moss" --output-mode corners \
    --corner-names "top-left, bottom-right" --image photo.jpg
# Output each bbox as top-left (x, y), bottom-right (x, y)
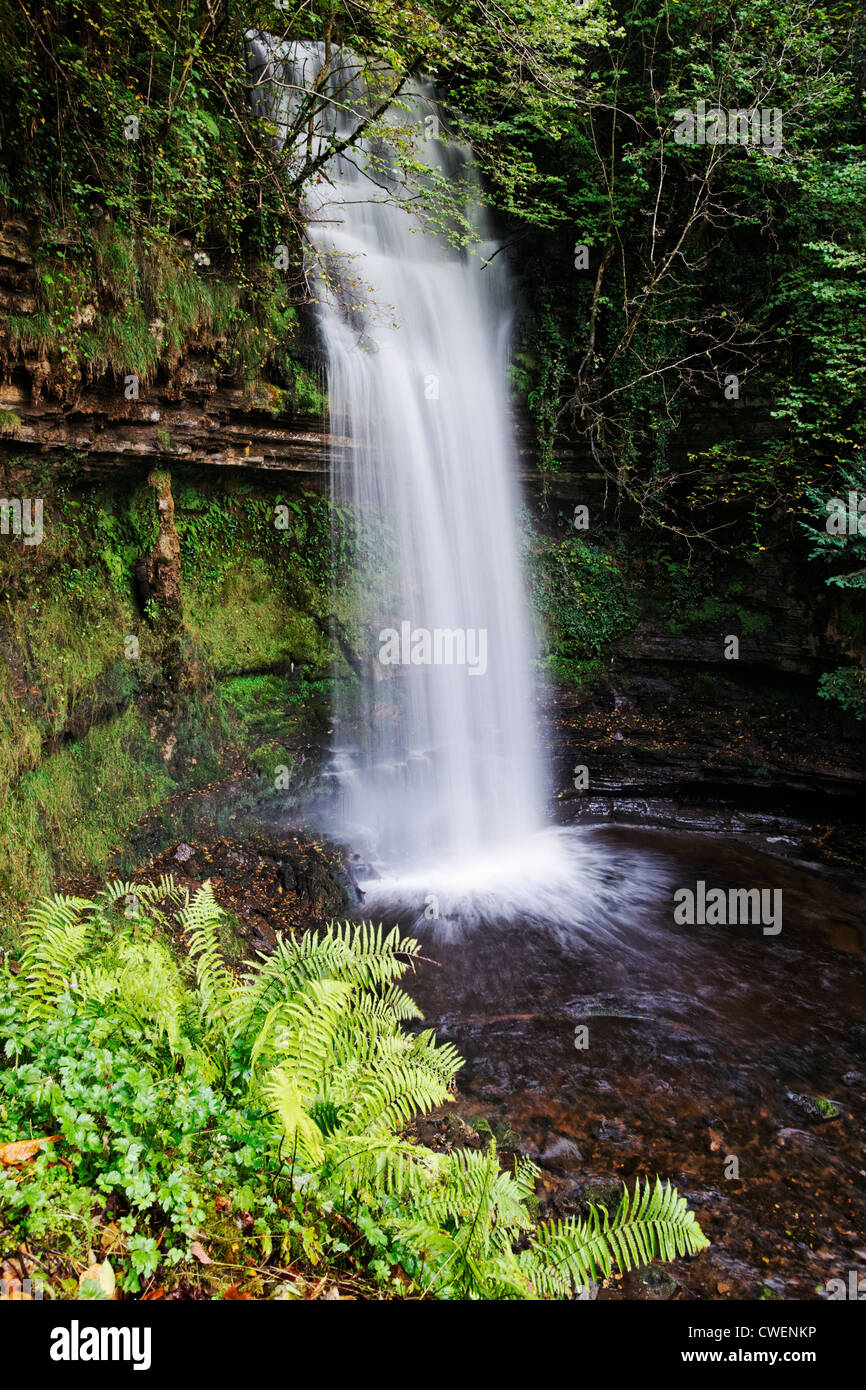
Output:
top-left (0, 707), bottom-right (171, 907)
top-left (216, 672), bottom-right (333, 763)
top-left (0, 408), bottom-right (22, 434)
top-left (183, 557), bottom-right (326, 675)
top-left (544, 655), bottom-right (605, 687)
top-left (8, 223), bottom-right (317, 407)
top-left (670, 594), bottom-right (771, 636)
top-left (0, 474), bottom-right (346, 919)
top-left (814, 1096), bottom-right (841, 1119)
top-left (218, 674), bottom-right (291, 741)
top-left (81, 302), bottom-right (159, 380)
top-left (526, 528), bottom-right (636, 678)
top-left (291, 362), bottom-right (327, 414)
top-left (0, 489), bottom-right (155, 742)
top-left (249, 743), bottom-right (293, 784)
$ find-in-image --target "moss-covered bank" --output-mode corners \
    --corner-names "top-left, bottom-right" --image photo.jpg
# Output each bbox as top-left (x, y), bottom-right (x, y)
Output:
top-left (0, 462), bottom-right (358, 918)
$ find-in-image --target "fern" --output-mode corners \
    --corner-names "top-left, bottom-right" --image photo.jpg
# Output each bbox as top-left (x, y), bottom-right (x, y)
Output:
top-left (108, 936), bottom-right (189, 1054)
top-left (232, 920), bottom-right (419, 1044)
top-left (19, 894), bottom-right (95, 1019)
top-left (521, 1177), bottom-right (711, 1298)
top-left (181, 879), bottom-right (238, 1023)
top-left (6, 888), bottom-right (711, 1300)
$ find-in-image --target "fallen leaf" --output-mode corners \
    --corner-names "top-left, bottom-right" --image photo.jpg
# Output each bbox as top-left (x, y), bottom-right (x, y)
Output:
top-left (224, 1284), bottom-right (252, 1300)
top-left (78, 1259), bottom-right (116, 1301)
top-left (0, 1136), bottom-right (61, 1166)
top-left (190, 1241), bottom-right (213, 1265)
top-left (100, 1221), bottom-right (121, 1253)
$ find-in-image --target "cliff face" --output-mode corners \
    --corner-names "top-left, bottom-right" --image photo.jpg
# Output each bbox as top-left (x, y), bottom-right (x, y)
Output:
top-left (1, 215), bottom-right (864, 914)
top-left (534, 450), bottom-right (866, 819)
top-left (1, 371), bottom-right (334, 480)
top-left (0, 216), bottom-right (334, 481)
top-left (0, 213), bottom-right (345, 911)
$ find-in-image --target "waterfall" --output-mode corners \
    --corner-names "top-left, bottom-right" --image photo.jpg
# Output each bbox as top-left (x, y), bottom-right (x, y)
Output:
top-left (249, 36), bottom-right (549, 892)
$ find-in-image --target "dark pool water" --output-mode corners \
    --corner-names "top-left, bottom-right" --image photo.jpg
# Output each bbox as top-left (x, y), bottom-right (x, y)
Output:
top-left (367, 824), bottom-right (866, 1300)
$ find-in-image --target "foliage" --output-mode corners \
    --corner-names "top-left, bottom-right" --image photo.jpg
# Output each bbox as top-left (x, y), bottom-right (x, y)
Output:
top-left (0, 473), bottom-right (357, 914)
top-left (527, 523), bottom-right (637, 679)
top-left (0, 708), bottom-right (171, 909)
top-left (0, 879), bottom-right (708, 1298)
top-left (0, 0), bottom-right (616, 400)
top-left (504, 0), bottom-right (866, 544)
top-left (2, 0), bottom-right (864, 556)
top-left (803, 455), bottom-right (866, 721)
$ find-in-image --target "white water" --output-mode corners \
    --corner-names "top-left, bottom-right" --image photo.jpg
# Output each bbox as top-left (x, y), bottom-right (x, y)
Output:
top-left (250, 37), bottom-right (557, 899)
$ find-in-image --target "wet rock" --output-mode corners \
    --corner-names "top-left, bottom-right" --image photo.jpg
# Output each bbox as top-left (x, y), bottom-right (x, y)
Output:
top-left (146, 470), bottom-right (183, 615)
top-left (475, 1083), bottom-right (508, 1100)
top-left (249, 915), bottom-right (277, 954)
top-left (841, 1071), bottom-right (866, 1089)
top-left (441, 1114), bottom-right (484, 1150)
top-left (596, 1117), bottom-right (633, 1146)
top-left (161, 732), bottom-right (178, 763)
top-left (539, 1136), bottom-right (583, 1168)
top-left (776, 1127), bottom-right (819, 1149)
top-left (622, 1264), bottom-right (680, 1300)
top-left (574, 1281), bottom-right (599, 1301)
top-left (277, 862), bottom-right (296, 894)
top-left (582, 1181), bottom-right (623, 1213)
top-left (786, 1092), bottom-right (842, 1121)
top-left (644, 1268), bottom-right (680, 1300)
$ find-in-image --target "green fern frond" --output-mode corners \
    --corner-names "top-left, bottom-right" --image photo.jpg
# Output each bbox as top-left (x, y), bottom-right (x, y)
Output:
top-left (113, 937), bottom-right (188, 1053)
top-left (91, 876), bottom-right (183, 931)
top-left (264, 1065), bottom-right (325, 1165)
top-left (324, 1134), bottom-right (443, 1197)
top-left (249, 977), bottom-right (353, 1080)
top-left (233, 920), bottom-right (420, 1044)
top-left (7, 883), bottom-right (710, 1302)
top-left (181, 880), bottom-right (238, 1025)
top-left (521, 1177), bottom-right (710, 1297)
top-left (19, 894), bottom-right (95, 1018)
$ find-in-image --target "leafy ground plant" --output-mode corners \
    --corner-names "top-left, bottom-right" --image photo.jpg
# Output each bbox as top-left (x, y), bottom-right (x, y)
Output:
top-left (0, 879), bottom-right (708, 1299)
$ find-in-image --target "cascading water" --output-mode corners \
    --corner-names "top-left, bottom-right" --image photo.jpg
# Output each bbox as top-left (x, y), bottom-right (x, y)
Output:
top-left (250, 39), bottom-right (543, 850)
top-left (317, 120), bottom-right (545, 872)
top-left (248, 36), bottom-right (664, 925)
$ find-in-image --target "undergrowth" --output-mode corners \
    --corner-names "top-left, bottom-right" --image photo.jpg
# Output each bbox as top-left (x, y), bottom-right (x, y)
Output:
top-left (0, 879), bottom-right (709, 1301)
